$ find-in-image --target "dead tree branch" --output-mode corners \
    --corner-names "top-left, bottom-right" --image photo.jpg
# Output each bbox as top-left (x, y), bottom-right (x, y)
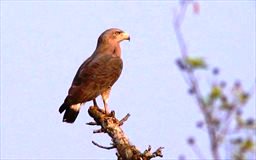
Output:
top-left (87, 106), bottom-right (164, 160)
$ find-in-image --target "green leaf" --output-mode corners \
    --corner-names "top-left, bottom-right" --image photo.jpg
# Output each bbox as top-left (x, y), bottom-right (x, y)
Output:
top-left (210, 86), bottom-right (222, 99)
top-left (240, 139), bottom-right (254, 152)
top-left (239, 92), bottom-right (249, 104)
top-left (185, 57), bottom-right (207, 69)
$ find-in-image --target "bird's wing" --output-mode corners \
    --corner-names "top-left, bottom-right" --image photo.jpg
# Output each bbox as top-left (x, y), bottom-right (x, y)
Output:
top-left (66, 54), bottom-right (123, 104)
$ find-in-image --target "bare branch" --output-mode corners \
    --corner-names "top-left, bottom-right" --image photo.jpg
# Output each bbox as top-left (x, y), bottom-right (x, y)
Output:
top-left (119, 113), bottom-right (130, 126)
top-left (149, 146), bottom-right (164, 158)
top-left (86, 122), bottom-right (98, 125)
top-left (92, 141), bottom-right (116, 150)
top-left (88, 105), bottom-right (164, 160)
top-left (93, 128), bottom-right (106, 134)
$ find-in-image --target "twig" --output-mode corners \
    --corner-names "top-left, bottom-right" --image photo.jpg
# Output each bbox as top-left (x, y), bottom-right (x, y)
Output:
top-left (93, 128), bottom-right (106, 134)
top-left (190, 143), bottom-right (206, 160)
top-left (142, 145), bottom-right (164, 159)
top-left (218, 104), bottom-right (237, 142)
top-left (149, 146), bottom-right (164, 158)
top-left (119, 113), bottom-right (130, 126)
top-left (92, 141), bottom-right (116, 150)
top-left (86, 122), bottom-right (98, 125)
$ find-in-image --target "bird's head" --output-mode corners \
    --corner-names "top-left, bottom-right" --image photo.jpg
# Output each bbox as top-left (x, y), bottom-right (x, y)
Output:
top-left (98, 28), bottom-right (130, 44)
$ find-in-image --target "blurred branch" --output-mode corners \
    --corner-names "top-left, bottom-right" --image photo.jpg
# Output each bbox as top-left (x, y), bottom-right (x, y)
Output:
top-left (173, 1), bottom-right (255, 160)
top-left (87, 106), bottom-right (164, 160)
top-left (173, 1), bottom-right (221, 159)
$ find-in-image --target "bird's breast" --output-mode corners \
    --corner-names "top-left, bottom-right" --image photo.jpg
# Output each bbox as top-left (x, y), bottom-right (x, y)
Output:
top-left (95, 56), bottom-right (123, 88)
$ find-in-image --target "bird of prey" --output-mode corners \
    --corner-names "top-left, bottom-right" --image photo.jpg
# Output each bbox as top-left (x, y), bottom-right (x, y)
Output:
top-left (59, 28), bottom-right (130, 123)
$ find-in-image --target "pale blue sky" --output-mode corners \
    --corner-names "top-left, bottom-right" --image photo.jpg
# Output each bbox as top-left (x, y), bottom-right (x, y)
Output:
top-left (1, 1), bottom-right (255, 159)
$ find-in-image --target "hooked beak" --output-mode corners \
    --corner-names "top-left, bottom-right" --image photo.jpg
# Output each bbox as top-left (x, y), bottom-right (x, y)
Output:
top-left (122, 32), bottom-right (130, 41)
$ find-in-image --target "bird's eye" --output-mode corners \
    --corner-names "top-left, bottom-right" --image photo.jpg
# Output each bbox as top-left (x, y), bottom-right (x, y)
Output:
top-left (115, 31), bottom-right (122, 35)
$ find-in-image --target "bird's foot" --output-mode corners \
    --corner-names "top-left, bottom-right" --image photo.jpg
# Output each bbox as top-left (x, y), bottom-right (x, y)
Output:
top-left (104, 104), bottom-right (110, 114)
top-left (93, 99), bottom-right (98, 107)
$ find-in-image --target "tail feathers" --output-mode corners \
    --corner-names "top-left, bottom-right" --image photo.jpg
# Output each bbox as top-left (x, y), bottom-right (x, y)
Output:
top-left (59, 102), bottom-right (68, 113)
top-left (59, 103), bottom-right (81, 123)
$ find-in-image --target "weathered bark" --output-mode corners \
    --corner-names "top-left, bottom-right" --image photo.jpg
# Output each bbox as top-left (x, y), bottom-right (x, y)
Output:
top-left (87, 106), bottom-right (164, 160)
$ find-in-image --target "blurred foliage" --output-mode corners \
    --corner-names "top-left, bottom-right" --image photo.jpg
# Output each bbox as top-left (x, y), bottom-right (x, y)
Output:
top-left (174, 1), bottom-right (255, 159)
top-left (177, 57), bottom-right (256, 159)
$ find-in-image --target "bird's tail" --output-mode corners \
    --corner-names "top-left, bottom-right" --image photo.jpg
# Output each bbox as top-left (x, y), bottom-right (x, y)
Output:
top-left (59, 103), bottom-right (81, 123)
